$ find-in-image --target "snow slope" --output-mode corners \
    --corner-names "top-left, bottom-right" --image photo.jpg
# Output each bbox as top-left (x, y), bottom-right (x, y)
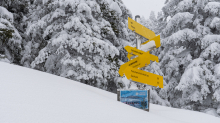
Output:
top-left (0, 62), bottom-right (219, 123)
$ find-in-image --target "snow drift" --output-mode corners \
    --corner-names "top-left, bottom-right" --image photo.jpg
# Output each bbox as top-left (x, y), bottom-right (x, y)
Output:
top-left (0, 62), bottom-right (219, 123)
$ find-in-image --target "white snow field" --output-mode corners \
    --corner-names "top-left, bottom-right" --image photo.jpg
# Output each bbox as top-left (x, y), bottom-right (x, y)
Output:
top-left (0, 62), bottom-right (219, 123)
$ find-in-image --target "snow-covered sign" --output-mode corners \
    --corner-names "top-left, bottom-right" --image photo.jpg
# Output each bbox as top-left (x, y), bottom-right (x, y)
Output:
top-left (127, 35), bottom-right (161, 60)
top-left (119, 17), bottom-right (163, 88)
top-left (119, 90), bottom-right (150, 111)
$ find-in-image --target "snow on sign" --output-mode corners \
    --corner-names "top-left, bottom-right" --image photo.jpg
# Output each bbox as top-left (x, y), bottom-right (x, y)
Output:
top-left (119, 17), bottom-right (163, 88)
top-left (120, 90), bottom-right (149, 111)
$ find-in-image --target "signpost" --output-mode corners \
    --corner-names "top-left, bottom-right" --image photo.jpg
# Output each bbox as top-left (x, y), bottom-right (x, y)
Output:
top-left (119, 16), bottom-right (163, 88)
top-left (118, 15), bottom-right (163, 112)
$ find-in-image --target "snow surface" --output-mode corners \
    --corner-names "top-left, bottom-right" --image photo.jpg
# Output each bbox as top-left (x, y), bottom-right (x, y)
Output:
top-left (0, 62), bottom-right (220, 123)
top-left (0, 55), bottom-right (10, 63)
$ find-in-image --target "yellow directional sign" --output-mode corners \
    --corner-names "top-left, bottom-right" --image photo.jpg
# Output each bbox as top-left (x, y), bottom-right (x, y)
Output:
top-left (119, 17), bottom-right (163, 88)
top-left (125, 46), bottom-right (148, 56)
top-left (119, 57), bottom-right (139, 76)
top-left (119, 47), bottom-right (159, 76)
top-left (124, 67), bottom-right (163, 88)
top-left (125, 46), bottom-right (159, 63)
top-left (128, 17), bottom-right (156, 40)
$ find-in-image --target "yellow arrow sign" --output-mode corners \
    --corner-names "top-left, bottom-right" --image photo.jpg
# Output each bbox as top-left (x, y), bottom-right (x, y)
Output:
top-left (124, 67), bottom-right (163, 88)
top-left (119, 57), bottom-right (147, 77)
top-left (128, 17), bottom-right (156, 40)
top-left (125, 46), bottom-right (148, 56)
top-left (125, 46), bottom-right (159, 63)
top-left (119, 57), bottom-right (139, 77)
top-left (119, 17), bottom-right (163, 88)
top-left (119, 48), bottom-right (159, 77)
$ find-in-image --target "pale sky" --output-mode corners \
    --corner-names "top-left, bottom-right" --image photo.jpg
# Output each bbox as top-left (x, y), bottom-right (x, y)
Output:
top-left (122, 0), bottom-right (166, 19)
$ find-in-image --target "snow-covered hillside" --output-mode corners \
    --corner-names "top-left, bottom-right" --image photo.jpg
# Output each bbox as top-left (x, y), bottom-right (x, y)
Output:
top-left (0, 62), bottom-right (219, 123)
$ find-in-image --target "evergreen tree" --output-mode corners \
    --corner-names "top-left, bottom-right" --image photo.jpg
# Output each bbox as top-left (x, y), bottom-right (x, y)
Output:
top-left (0, 6), bottom-right (22, 63)
top-left (158, 0), bottom-right (220, 116)
top-left (0, 0), bottom-right (29, 64)
top-left (23, 0), bottom-right (133, 92)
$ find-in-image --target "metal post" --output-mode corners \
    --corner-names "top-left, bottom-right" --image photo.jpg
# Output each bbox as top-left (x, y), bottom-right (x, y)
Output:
top-left (117, 89), bottom-right (120, 101)
top-left (135, 15), bottom-right (141, 50)
top-left (128, 15), bottom-right (141, 89)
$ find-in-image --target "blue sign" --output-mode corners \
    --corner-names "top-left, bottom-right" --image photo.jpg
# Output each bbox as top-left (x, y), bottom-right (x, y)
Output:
top-left (120, 90), bottom-right (148, 110)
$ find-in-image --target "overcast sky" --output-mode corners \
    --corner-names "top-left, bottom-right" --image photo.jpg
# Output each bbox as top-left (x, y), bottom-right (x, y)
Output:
top-left (122, 0), bottom-right (166, 19)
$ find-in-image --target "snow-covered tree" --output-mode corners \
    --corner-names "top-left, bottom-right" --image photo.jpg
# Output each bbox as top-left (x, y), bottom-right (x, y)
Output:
top-left (140, 11), bottom-right (166, 36)
top-left (0, 6), bottom-right (22, 63)
top-left (22, 0), bottom-right (133, 92)
top-left (158, 0), bottom-right (220, 116)
top-left (0, 0), bottom-right (29, 64)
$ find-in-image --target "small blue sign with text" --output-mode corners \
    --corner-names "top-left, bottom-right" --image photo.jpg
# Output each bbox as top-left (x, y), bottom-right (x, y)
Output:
top-left (120, 90), bottom-right (148, 110)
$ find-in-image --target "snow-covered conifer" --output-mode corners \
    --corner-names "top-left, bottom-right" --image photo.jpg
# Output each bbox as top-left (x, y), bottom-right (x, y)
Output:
top-left (157, 0), bottom-right (220, 116)
top-left (23, 0), bottom-right (133, 92)
top-left (0, 6), bottom-right (22, 63)
top-left (0, 0), bottom-right (29, 64)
